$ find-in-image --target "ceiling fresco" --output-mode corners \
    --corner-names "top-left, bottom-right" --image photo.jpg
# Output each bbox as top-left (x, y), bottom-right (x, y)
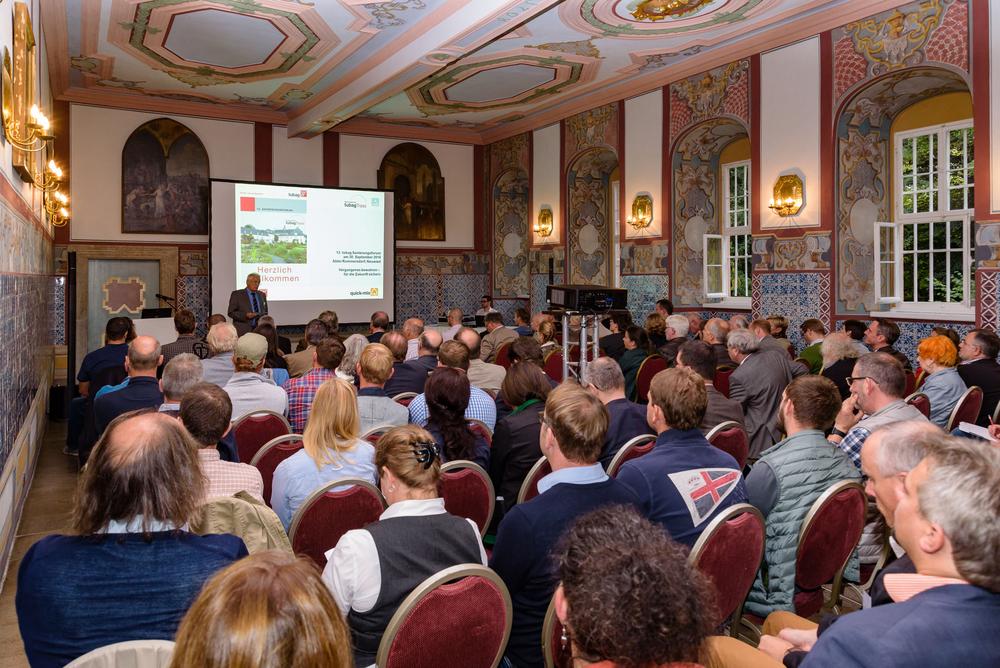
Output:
top-left (43, 0), bottom-right (912, 141)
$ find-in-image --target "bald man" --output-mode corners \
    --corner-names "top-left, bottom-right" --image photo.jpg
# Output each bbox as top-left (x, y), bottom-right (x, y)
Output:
top-left (384, 329), bottom-right (441, 396)
top-left (94, 335), bottom-right (165, 433)
top-left (403, 317), bottom-right (425, 361)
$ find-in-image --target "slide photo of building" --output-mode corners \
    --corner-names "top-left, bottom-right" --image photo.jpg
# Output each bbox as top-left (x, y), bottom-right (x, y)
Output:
top-left (240, 221), bottom-right (307, 264)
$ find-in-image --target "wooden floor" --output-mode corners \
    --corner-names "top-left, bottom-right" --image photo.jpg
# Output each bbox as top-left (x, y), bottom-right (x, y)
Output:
top-left (0, 421), bottom-right (77, 668)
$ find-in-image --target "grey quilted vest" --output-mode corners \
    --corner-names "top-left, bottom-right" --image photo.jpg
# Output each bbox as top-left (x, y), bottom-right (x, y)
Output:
top-left (744, 429), bottom-right (861, 617)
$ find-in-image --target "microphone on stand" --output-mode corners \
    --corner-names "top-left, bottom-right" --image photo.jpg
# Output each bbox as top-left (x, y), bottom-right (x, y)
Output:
top-left (154, 293), bottom-right (177, 303)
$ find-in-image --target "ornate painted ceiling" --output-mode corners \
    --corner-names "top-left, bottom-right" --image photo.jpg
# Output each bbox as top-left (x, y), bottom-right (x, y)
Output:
top-left (43, 0), bottom-right (911, 142)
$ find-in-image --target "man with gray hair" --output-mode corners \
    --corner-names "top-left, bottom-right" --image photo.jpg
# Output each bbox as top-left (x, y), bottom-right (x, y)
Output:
top-left (728, 327), bottom-right (806, 458)
top-left (658, 313), bottom-right (689, 365)
top-left (227, 272), bottom-right (267, 335)
top-left (403, 317), bottom-right (425, 361)
top-left (730, 314), bottom-right (749, 330)
top-left (702, 317), bottom-right (731, 367)
top-left (94, 335), bottom-right (164, 433)
top-left (158, 353), bottom-right (203, 414)
top-left (201, 322), bottom-right (239, 387)
top-left (584, 357), bottom-right (654, 469)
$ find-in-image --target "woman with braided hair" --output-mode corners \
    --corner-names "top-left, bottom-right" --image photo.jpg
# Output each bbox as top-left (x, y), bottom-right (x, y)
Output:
top-left (322, 425), bottom-right (487, 668)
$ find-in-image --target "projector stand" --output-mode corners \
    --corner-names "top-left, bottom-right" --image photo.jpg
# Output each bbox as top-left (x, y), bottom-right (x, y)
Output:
top-left (560, 311), bottom-right (601, 383)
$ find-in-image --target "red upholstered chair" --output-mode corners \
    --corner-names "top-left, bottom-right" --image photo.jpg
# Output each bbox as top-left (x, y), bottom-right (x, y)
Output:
top-left (361, 425), bottom-right (390, 446)
top-left (904, 392), bottom-right (931, 419)
top-left (542, 595), bottom-right (571, 668)
top-left (945, 385), bottom-right (983, 433)
top-left (633, 355), bottom-right (668, 403)
top-left (705, 421), bottom-right (749, 470)
top-left (567, 344), bottom-right (580, 364)
top-left (904, 371), bottom-right (917, 397)
top-left (543, 351), bottom-right (564, 383)
top-left (440, 461), bottom-right (495, 537)
top-left (688, 503), bottom-right (765, 634)
top-left (392, 392), bottom-right (418, 407)
top-left (495, 342), bottom-right (513, 369)
top-left (606, 433), bottom-right (657, 478)
top-left (713, 366), bottom-right (735, 398)
top-left (517, 456), bottom-right (552, 505)
top-left (914, 367), bottom-right (926, 389)
top-left (288, 478), bottom-right (386, 568)
top-left (376, 564), bottom-right (512, 668)
top-left (232, 411), bottom-right (291, 463)
top-left (467, 419), bottom-right (493, 447)
top-left (249, 434), bottom-right (304, 508)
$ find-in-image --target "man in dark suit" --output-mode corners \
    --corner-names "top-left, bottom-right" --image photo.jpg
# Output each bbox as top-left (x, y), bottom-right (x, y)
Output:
top-left (726, 329), bottom-right (805, 459)
top-left (658, 314), bottom-right (689, 366)
top-left (383, 329), bottom-right (440, 396)
top-left (227, 273), bottom-right (268, 336)
top-left (702, 318), bottom-right (732, 367)
top-left (957, 328), bottom-right (1000, 426)
top-left (863, 317), bottom-right (911, 370)
top-left (598, 312), bottom-right (631, 361)
top-left (676, 340), bottom-right (744, 435)
top-left (94, 336), bottom-right (164, 433)
top-left (367, 311), bottom-right (390, 343)
top-left (584, 357), bottom-right (654, 469)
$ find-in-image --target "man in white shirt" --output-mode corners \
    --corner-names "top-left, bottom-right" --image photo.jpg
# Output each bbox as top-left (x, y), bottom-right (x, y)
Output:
top-left (223, 333), bottom-right (288, 421)
top-left (441, 307), bottom-right (463, 340)
top-left (476, 295), bottom-right (499, 317)
top-left (402, 317), bottom-right (424, 361)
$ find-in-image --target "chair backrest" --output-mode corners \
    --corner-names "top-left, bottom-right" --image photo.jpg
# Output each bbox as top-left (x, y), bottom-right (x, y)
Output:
top-left (914, 367), bottom-right (926, 389)
top-left (392, 391), bottom-right (418, 407)
top-left (467, 419), bottom-right (493, 447)
top-left (440, 461), bottom-right (495, 536)
top-left (66, 640), bottom-right (175, 668)
top-left (904, 391), bottom-right (931, 419)
top-left (713, 367), bottom-right (735, 398)
top-left (376, 564), bottom-right (512, 668)
top-left (232, 410), bottom-right (291, 463)
top-left (192, 341), bottom-right (211, 360)
top-left (795, 481), bottom-right (867, 616)
top-left (288, 478), bottom-right (387, 568)
top-left (249, 434), bottom-right (304, 508)
top-left (361, 425), bottom-right (391, 446)
top-left (945, 385), bottom-right (983, 433)
top-left (688, 503), bottom-right (765, 631)
top-left (517, 456), bottom-right (552, 505)
top-left (705, 421), bottom-right (749, 470)
top-left (634, 355), bottom-right (668, 403)
top-left (495, 342), bottom-right (513, 369)
top-left (542, 594), bottom-right (572, 668)
top-left (904, 370), bottom-right (916, 397)
top-left (606, 433), bottom-right (657, 478)
top-left (543, 351), bottom-right (564, 383)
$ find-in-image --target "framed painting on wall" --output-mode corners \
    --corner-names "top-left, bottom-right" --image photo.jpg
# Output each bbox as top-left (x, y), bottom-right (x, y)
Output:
top-left (378, 142), bottom-right (446, 241)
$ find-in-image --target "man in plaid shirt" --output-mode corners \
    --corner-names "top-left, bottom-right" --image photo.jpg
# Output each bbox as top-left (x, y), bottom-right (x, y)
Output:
top-left (284, 337), bottom-right (345, 433)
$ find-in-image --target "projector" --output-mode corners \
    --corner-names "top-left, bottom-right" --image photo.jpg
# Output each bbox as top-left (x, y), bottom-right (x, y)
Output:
top-left (546, 284), bottom-right (628, 312)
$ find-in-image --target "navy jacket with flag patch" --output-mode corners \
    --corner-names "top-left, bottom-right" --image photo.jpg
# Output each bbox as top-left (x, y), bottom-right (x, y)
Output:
top-left (617, 428), bottom-right (747, 547)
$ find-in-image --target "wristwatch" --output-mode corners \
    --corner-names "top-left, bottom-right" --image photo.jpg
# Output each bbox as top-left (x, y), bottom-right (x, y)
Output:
top-left (830, 427), bottom-right (848, 438)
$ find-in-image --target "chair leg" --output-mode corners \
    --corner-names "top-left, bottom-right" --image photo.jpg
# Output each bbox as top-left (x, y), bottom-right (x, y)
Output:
top-left (735, 614), bottom-right (762, 646)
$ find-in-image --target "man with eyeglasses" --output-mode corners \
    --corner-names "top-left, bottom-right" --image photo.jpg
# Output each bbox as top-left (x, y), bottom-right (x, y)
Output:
top-left (826, 352), bottom-right (927, 469)
top-left (475, 294), bottom-right (498, 317)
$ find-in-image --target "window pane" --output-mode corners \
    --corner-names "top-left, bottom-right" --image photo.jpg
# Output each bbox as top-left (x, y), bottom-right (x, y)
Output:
top-left (903, 193), bottom-right (914, 213)
top-left (917, 135), bottom-right (931, 173)
top-left (917, 223), bottom-right (930, 250)
top-left (902, 137), bottom-right (914, 174)
top-left (950, 187), bottom-right (964, 210)
top-left (916, 253), bottom-right (930, 300)
top-left (950, 219), bottom-right (963, 248)
top-left (932, 221), bottom-right (946, 249)
top-left (917, 191), bottom-right (931, 213)
top-left (950, 130), bottom-right (964, 171)
top-left (880, 261), bottom-right (895, 299)
top-left (903, 253), bottom-right (914, 301)
top-left (950, 251), bottom-right (965, 302)
top-left (902, 176), bottom-right (914, 193)
top-left (903, 224), bottom-right (914, 251)
top-left (706, 238), bottom-right (721, 265)
top-left (933, 251), bottom-right (947, 302)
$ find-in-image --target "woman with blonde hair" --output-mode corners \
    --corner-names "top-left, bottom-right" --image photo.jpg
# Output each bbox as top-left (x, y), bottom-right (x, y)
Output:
top-left (271, 378), bottom-right (376, 529)
top-left (171, 550), bottom-right (352, 668)
top-left (820, 331), bottom-right (862, 399)
top-left (323, 425), bottom-right (486, 668)
top-left (917, 334), bottom-right (967, 427)
top-left (645, 312), bottom-right (668, 349)
top-left (536, 319), bottom-right (559, 354)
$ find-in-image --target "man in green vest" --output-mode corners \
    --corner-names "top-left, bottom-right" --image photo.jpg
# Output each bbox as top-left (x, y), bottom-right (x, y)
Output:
top-left (798, 318), bottom-right (827, 374)
top-left (744, 375), bottom-right (860, 617)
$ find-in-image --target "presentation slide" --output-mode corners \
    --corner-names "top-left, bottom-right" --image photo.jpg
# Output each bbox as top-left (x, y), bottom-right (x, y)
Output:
top-left (210, 180), bottom-right (395, 325)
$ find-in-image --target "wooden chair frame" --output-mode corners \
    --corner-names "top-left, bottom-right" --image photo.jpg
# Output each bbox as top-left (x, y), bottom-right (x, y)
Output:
top-left (392, 391), bottom-right (419, 404)
top-left (440, 460), bottom-right (496, 537)
top-left (606, 433), bottom-right (657, 478)
top-left (541, 594), bottom-right (564, 668)
top-left (903, 391), bottom-right (931, 418)
top-left (287, 478), bottom-right (387, 553)
top-left (360, 425), bottom-right (392, 444)
top-left (467, 418), bottom-right (494, 438)
top-left (945, 385), bottom-right (983, 433)
top-left (516, 456), bottom-right (551, 505)
top-left (248, 433), bottom-right (303, 467)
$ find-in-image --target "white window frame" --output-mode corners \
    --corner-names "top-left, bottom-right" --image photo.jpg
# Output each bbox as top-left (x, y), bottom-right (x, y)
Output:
top-left (704, 160), bottom-right (751, 307)
top-left (895, 121), bottom-right (974, 221)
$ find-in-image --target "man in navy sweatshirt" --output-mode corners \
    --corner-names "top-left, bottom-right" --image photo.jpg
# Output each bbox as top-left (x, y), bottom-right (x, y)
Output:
top-left (490, 383), bottom-right (638, 668)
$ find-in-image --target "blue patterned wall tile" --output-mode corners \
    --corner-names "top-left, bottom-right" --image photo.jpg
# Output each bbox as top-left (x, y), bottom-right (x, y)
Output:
top-left (52, 276), bottom-right (65, 345)
top-left (176, 275), bottom-right (210, 337)
top-left (395, 274), bottom-right (439, 323)
top-left (442, 273), bottom-right (488, 319)
top-left (755, 273), bottom-right (825, 354)
top-left (493, 298), bottom-right (528, 325)
top-left (890, 321), bottom-right (973, 369)
top-left (531, 274), bottom-right (551, 314)
top-left (621, 274), bottom-right (669, 324)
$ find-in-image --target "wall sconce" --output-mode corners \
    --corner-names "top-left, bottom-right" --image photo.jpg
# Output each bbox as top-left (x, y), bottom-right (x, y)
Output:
top-left (45, 189), bottom-right (70, 227)
top-left (626, 193), bottom-right (653, 230)
top-left (768, 174), bottom-right (804, 217)
top-left (32, 159), bottom-right (63, 192)
top-left (3, 103), bottom-right (53, 152)
top-left (534, 206), bottom-right (553, 238)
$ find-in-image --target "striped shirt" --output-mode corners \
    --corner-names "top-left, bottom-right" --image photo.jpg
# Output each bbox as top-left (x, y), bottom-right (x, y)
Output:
top-left (198, 449), bottom-right (264, 502)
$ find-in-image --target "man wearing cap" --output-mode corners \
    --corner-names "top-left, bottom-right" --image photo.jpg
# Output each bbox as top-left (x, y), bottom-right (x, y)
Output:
top-left (222, 332), bottom-right (288, 422)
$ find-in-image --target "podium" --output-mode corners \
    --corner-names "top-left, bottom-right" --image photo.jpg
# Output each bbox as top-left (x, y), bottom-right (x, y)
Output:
top-left (134, 317), bottom-right (177, 344)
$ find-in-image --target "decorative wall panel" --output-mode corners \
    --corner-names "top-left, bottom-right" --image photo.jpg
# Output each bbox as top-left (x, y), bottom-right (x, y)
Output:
top-left (490, 134), bottom-right (531, 297)
top-left (753, 272), bottom-right (832, 353)
top-left (669, 59), bottom-right (750, 146)
top-left (396, 252), bottom-right (490, 324)
top-left (620, 241), bottom-right (669, 275)
top-left (753, 233), bottom-right (832, 271)
top-left (621, 274), bottom-right (669, 325)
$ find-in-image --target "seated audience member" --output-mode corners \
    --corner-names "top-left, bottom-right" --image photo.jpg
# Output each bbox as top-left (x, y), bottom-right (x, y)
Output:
top-left (659, 314), bottom-right (690, 364)
top-left (322, 425), bottom-right (486, 667)
top-left (750, 318), bottom-right (785, 354)
top-left (477, 294), bottom-right (499, 316)
top-left (16, 412), bottom-right (247, 667)
top-left (94, 336), bottom-right (164, 433)
top-left (513, 307), bottom-right (533, 336)
top-left (677, 340), bottom-right (744, 434)
top-left (743, 376), bottom-right (860, 618)
top-left (180, 383), bottom-right (263, 502)
top-left (584, 357), bottom-right (654, 469)
top-left (728, 329), bottom-right (805, 459)
top-left (863, 317), bottom-right (910, 370)
top-left (223, 333), bottom-right (289, 422)
top-left (819, 331), bottom-right (861, 399)
top-left (252, 321), bottom-right (288, 371)
top-left (408, 339), bottom-right (497, 431)
top-left (68, 317), bottom-right (132, 453)
top-left (202, 322), bottom-right (239, 387)
top-left (619, 325), bottom-right (653, 402)
top-left (644, 312), bottom-right (668, 349)
top-left (381, 331), bottom-right (421, 397)
top-left (442, 307), bottom-right (463, 341)
top-left (338, 333), bottom-right (368, 383)
top-left (536, 319), bottom-right (559, 354)
top-left (257, 315), bottom-right (292, 355)
top-left (703, 317), bottom-right (732, 367)
top-left (285, 319), bottom-right (330, 379)
top-left (490, 362), bottom-right (552, 511)
top-left (402, 317), bottom-right (424, 361)
top-left (458, 326), bottom-right (506, 395)
top-left (617, 367), bottom-right (747, 546)
top-left (491, 383), bottom-right (639, 668)
top-left (422, 367), bottom-right (490, 468)
top-left (842, 318), bottom-right (870, 356)
top-left (957, 328), bottom-right (1000, 426)
top-left (318, 310), bottom-right (341, 341)
top-left (494, 337), bottom-right (558, 421)
top-left (384, 329), bottom-right (441, 397)
top-left (355, 343), bottom-right (409, 434)
top-left (655, 298), bottom-right (674, 318)
top-left (554, 506), bottom-right (714, 668)
top-left (171, 551), bottom-right (352, 668)
top-left (481, 312), bottom-right (518, 363)
top-left (729, 313), bottom-right (749, 329)
top-left (158, 353), bottom-right (203, 414)
top-left (206, 313), bottom-right (227, 329)
top-left (367, 310), bottom-right (389, 344)
top-left (759, 437), bottom-right (1000, 667)
top-left (767, 315), bottom-right (792, 351)
top-left (529, 311), bottom-right (550, 333)
top-left (932, 326), bottom-right (960, 350)
top-left (916, 334), bottom-right (967, 428)
top-left (284, 337), bottom-right (344, 433)
top-left (161, 309), bottom-right (200, 364)
top-left (798, 319), bottom-right (827, 374)
top-left (828, 352), bottom-right (927, 469)
top-left (271, 379), bottom-right (376, 529)
top-left (688, 312), bottom-right (704, 339)
top-left (598, 311), bottom-right (631, 361)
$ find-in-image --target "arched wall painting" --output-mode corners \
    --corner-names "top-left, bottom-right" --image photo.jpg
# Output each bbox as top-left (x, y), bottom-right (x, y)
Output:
top-left (567, 148), bottom-right (617, 286)
top-left (378, 143), bottom-right (446, 241)
top-left (493, 169), bottom-right (530, 297)
top-left (122, 118), bottom-right (209, 234)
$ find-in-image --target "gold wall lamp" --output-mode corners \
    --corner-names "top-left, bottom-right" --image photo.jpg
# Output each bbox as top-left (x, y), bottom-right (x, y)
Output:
top-left (45, 189), bottom-right (70, 227)
top-left (768, 174), bottom-right (803, 217)
top-left (627, 192), bottom-right (653, 230)
top-left (534, 206), bottom-right (554, 238)
top-left (3, 103), bottom-right (52, 153)
top-left (32, 158), bottom-right (63, 192)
